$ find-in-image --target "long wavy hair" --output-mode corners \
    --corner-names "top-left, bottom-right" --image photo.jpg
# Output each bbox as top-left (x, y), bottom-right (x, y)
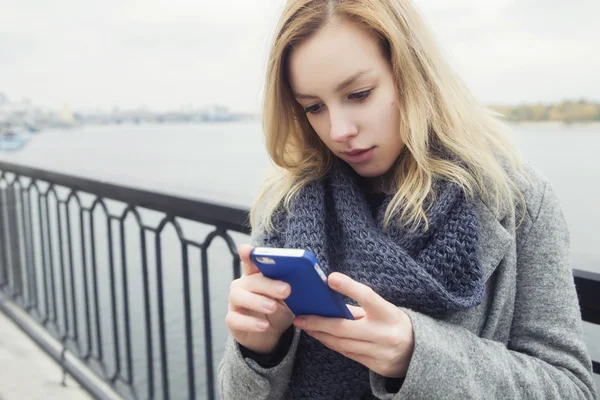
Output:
top-left (250, 0), bottom-right (526, 233)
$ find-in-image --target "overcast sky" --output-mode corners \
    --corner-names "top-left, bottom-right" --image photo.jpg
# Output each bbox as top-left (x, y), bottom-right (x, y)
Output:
top-left (1, 0), bottom-right (598, 113)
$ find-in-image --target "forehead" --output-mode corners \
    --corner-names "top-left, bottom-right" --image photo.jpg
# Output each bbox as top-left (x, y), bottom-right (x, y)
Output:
top-left (287, 18), bottom-right (386, 94)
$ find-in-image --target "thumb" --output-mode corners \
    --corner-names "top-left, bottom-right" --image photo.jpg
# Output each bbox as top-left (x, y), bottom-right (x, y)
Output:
top-left (347, 304), bottom-right (367, 320)
top-left (328, 272), bottom-right (395, 320)
top-left (238, 244), bottom-right (260, 276)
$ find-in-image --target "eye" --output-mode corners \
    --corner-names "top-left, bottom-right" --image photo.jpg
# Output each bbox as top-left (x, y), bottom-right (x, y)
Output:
top-left (348, 89), bottom-right (372, 101)
top-left (304, 103), bottom-right (324, 115)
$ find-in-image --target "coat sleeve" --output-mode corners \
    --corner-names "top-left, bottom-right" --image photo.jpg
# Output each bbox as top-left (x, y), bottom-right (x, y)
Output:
top-left (217, 220), bottom-right (302, 400)
top-left (217, 328), bottom-right (301, 400)
top-left (370, 181), bottom-right (598, 399)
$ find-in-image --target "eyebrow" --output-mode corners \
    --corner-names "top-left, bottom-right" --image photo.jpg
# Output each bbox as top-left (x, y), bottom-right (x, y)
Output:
top-left (293, 68), bottom-right (373, 100)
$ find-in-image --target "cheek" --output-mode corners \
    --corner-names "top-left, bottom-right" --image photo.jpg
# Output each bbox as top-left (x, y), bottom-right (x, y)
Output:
top-left (307, 116), bottom-right (332, 145)
top-left (364, 96), bottom-right (400, 138)
top-left (317, 123), bottom-right (331, 142)
top-left (388, 100), bottom-right (401, 138)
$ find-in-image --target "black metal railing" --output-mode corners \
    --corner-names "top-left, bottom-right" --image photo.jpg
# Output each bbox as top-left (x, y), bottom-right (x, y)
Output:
top-left (0, 160), bottom-right (249, 400)
top-left (574, 269), bottom-right (600, 375)
top-left (0, 160), bottom-right (598, 400)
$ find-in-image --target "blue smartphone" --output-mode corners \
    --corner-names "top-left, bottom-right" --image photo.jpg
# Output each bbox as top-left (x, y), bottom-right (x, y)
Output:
top-left (250, 247), bottom-right (354, 320)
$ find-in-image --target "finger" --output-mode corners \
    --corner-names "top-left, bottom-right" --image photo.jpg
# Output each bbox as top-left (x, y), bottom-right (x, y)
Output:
top-left (225, 311), bottom-right (270, 332)
top-left (238, 244), bottom-right (260, 276)
top-left (304, 331), bottom-right (378, 371)
top-left (328, 272), bottom-right (395, 320)
top-left (230, 273), bottom-right (291, 301)
top-left (236, 273), bottom-right (291, 299)
top-left (305, 330), bottom-right (374, 357)
top-left (338, 352), bottom-right (377, 372)
top-left (294, 315), bottom-right (375, 341)
top-left (229, 287), bottom-right (280, 314)
top-left (308, 331), bottom-right (378, 372)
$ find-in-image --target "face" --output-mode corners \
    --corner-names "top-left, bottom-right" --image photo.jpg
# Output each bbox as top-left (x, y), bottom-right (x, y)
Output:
top-left (288, 17), bottom-right (404, 179)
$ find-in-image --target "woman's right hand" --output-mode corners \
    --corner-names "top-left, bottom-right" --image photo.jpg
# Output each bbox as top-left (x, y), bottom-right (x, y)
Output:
top-left (225, 244), bottom-right (294, 354)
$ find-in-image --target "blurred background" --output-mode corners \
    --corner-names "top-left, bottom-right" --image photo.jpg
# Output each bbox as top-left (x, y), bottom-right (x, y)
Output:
top-left (0, 0), bottom-right (598, 398)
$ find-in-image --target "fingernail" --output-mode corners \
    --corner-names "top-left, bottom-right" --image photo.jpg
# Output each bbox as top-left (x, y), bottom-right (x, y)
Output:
top-left (329, 274), bottom-right (342, 288)
top-left (256, 320), bottom-right (269, 330)
top-left (277, 283), bottom-right (289, 295)
top-left (293, 318), bottom-right (305, 328)
top-left (262, 300), bottom-right (276, 312)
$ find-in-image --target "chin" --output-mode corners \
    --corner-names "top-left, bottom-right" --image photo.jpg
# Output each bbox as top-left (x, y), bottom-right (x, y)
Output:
top-left (351, 162), bottom-right (393, 178)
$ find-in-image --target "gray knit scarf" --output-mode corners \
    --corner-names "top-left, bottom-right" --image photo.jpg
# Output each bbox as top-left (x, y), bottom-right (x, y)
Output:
top-left (260, 159), bottom-right (483, 399)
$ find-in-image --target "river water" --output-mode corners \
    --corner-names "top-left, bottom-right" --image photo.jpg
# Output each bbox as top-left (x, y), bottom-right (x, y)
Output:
top-left (0, 121), bottom-right (598, 398)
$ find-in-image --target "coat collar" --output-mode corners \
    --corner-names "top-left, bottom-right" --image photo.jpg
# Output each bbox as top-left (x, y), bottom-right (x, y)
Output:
top-left (475, 199), bottom-right (513, 282)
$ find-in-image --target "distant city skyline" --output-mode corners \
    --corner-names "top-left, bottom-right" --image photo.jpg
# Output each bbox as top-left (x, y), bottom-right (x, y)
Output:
top-left (2, 89), bottom-right (598, 116)
top-left (0, 91), bottom-right (248, 115)
top-left (1, 0), bottom-right (599, 113)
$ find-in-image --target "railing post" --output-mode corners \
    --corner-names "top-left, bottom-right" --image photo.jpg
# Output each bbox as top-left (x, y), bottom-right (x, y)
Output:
top-left (0, 185), bottom-right (23, 297)
top-left (9, 186), bottom-right (23, 298)
top-left (0, 184), bottom-right (8, 289)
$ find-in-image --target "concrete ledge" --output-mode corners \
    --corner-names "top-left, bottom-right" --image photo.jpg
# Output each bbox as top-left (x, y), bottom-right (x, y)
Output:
top-left (0, 296), bottom-right (122, 400)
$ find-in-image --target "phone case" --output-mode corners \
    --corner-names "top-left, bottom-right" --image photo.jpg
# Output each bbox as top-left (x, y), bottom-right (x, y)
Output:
top-left (250, 247), bottom-right (354, 320)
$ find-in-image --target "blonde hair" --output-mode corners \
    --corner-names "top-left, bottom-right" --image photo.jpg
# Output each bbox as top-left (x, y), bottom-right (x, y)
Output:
top-left (251, 0), bottom-right (526, 233)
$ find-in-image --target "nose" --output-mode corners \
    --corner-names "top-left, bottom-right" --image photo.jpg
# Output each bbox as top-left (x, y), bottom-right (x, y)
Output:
top-left (329, 108), bottom-right (358, 143)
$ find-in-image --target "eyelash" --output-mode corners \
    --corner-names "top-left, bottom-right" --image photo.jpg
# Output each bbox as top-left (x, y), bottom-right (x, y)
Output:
top-left (304, 89), bottom-right (372, 115)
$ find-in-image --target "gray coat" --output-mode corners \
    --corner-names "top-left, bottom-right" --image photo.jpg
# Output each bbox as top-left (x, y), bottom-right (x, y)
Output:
top-left (217, 164), bottom-right (598, 399)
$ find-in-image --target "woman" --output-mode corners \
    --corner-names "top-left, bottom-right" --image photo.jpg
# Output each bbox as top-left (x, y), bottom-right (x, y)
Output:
top-left (218, 0), bottom-right (597, 398)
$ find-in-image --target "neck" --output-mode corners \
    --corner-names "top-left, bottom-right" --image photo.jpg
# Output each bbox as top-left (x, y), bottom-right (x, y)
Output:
top-left (361, 169), bottom-right (396, 195)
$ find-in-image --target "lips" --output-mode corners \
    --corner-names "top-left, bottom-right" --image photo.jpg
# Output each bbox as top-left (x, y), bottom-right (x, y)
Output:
top-left (344, 148), bottom-right (372, 156)
top-left (341, 146), bottom-right (376, 163)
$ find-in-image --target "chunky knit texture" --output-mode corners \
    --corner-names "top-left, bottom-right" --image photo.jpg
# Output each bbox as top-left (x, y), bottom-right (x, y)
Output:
top-left (260, 160), bottom-right (483, 399)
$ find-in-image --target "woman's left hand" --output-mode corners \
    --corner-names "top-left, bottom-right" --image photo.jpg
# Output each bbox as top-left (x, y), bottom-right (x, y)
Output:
top-left (292, 272), bottom-right (415, 378)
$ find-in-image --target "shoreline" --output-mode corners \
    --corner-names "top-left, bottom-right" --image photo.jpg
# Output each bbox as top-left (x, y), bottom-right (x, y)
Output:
top-left (506, 121), bottom-right (600, 129)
